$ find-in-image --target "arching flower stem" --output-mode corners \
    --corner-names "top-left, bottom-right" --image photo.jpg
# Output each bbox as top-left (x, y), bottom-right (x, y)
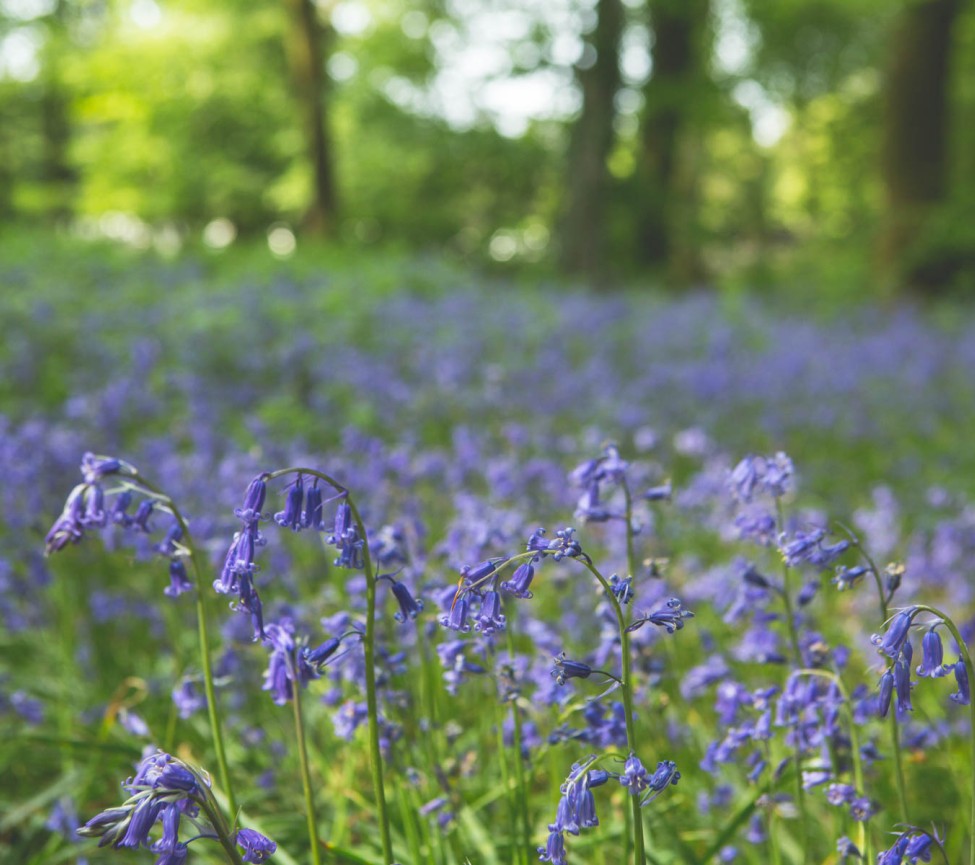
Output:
top-left (265, 467), bottom-right (394, 865)
top-left (119, 474), bottom-right (237, 821)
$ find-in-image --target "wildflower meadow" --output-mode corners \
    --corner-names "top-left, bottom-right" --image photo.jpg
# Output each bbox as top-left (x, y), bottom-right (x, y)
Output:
top-left (3, 245), bottom-right (975, 865)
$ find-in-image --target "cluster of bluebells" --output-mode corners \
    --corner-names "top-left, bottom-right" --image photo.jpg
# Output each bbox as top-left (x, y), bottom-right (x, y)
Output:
top-left (440, 526), bottom-right (588, 635)
top-left (873, 608), bottom-right (970, 718)
top-left (539, 754), bottom-right (680, 864)
top-left (570, 444), bottom-right (630, 523)
top-left (261, 618), bottom-right (357, 706)
top-left (216, 474), bottom-right (272, 640)
top-left (875, 828), bottom-right (941, 864)
top-left (45, 453), bottom-right (194, 600)
top-left (78, 750), bottom-right (276, 864)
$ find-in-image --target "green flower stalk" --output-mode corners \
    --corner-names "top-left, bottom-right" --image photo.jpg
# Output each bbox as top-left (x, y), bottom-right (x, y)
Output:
top-left (45, 454), bottom-right (238, 819)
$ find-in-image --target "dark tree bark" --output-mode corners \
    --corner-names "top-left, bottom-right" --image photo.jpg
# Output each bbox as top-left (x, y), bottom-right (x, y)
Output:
top-left (879, 0), bottom-right (960, 291)
top-left (39, 0), bottom-right (75, 220)
top-left (638, 0), bottom-right (709, 285)
top-left (284, 0), bottom-right (338, 236)
top-left (558, 0), bottom-right (624, 282)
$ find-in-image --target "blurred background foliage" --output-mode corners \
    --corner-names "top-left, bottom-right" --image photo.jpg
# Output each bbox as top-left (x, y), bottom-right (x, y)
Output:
top-left (1, 0), bottom-right (974, 295)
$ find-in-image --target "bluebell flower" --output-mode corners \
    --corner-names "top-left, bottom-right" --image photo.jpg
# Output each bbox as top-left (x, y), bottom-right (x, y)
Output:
top-left (440, 593), bottom-right (472, 633)
top-left (729, 456), bottom-right (762, 503)
top-left (626, 598), bottom-right (693, 634)
top-left (501, 561), bottom-right (536, 599)
top-left (743, 812), bottom-right (766, 844)
top-left (878, 670), bottom-right (895, 719)
top-left (538, 829), bottom-right (567, 864)
top-left (111, 490), bottom-right (135, 526)
top-left (644, 482), bottom-right (672, 502)
top-left (81, 452), bottom-right (125, 482)
top-left (608, 574), bottom-right (633, 604)
top-left (261, 620), bottom-right (325, 705)
top-left (779, 528), bottom-right (826, 567)
top-left (302, 479), bottom-right (325, 530)
top-left (172, 676), bottom-right (206, 719)
top-left (152, 804), bottom-right (182, 856)
top-left (46, 796), bottom-right (81, 841)
top-left (234, 475), bottom-right (268, 523)
top-left (872, 608), bottom-right (918, 659)
top-left (849, 796), bottom-right (875, 822)
top-left (950, 661), bottom-right (970, 705)
top-left (274, 474), bottom-right (304, 531)
top-left (837, 836), bottom-right (862, 860)
top-left (641, 760), bottom-right (680, 804)
top-left (152, 841), bottom-right (188, 864)
top-left (460, 557), bottom-right (503, 584)
top-left (729, 453), bottom-right (793, 502)
top-left (81, 483), bottom-right (107, 528)
top-left (329, 501), bottom-right (365, 569)
top-left (45, 484), bottom-right (87, 553)
top-left (916, 630), bottom-right (947, 678)
top-left (833, 564), bottom-right (868, 591)
top-left (331, 699), bottom-right (370, 740)
top-left (155, 521), bottom-right (183, 557)
top-left (552, 654), bottom-right (593, 686)
top-left (575, 481), bottom-right (616, 523)
top-left (164, 560), bottom-right (193, 598)
top-left (904, 832), bottom-right (934, 861)
top-left (132, 500), bottom-right (155, 533)
top-left (117, 798), bottom-right (164, 849)
top-left (797, 580), bottom-right (819, 606)
top-left (378, 573), bottom-right (424, 622)
top-left (236, 828), bottom-right (277, 863)
top-left (437, 639), bottom-right (485, 693)
top-left (618, 754), bottom-right (649, 794)
top-left (473, 590), bottom-right (505, 633)
top-left (877, 833), bottom-right (911, 864)
top-left (527, 528), bottom-right (584, 561)
top-left (734, 509), bottom-right (777, 546)
top-left (79, 752), bottom-right (209, 852)
top-left (894, 653), bottom-right (914, 714)
top-left (304, 636), bottom-right (342, 666)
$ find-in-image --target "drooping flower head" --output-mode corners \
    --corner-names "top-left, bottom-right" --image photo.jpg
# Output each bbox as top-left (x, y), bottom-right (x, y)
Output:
top-left (236, 828), bottom-right (277, 863)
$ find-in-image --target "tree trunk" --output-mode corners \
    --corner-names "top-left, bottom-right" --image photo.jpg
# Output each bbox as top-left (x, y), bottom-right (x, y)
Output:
top-left (283, 0), bottom-right (338, 236)
top-left (558, 0), bottom-right (624, 283)
top-left (638, 0), bottom-right (709, 285)
top-left (39, 0), bottom-right (75, 221)
top-left (879, 0), bottom-right (960, 291)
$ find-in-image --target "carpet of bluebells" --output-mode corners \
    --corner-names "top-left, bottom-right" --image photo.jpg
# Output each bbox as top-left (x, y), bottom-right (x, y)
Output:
top-left (3, 245), bottom-right (975, 865)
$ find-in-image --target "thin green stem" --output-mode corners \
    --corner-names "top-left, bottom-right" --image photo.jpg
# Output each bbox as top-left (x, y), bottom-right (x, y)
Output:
top-left (349, 495), bottom-right (395, 865)
top-left (851, 539), bottom-right (910, 824)
top-left (579, 557), bottom-right (645, 865)
top-left (762, 741), bottom-right (783, 865)
top-left (494, 700), bottom-right (520, 865)
top-left (794, 669), bottom-right (871, 864)
top-left (292, 684), bottom-right (322, 865)
top-left (265, 467), bottom-right (394, 863)
top-left (774, 498), bottom-right (809, 865)
top-left (505, 611), bottom-right (531, 865)
top-left (195, 794), bottom-right (246, 865)
top-left (125, 475), bottom-right (237, 819)
top-left (913, 605), bottom-right (975, 865)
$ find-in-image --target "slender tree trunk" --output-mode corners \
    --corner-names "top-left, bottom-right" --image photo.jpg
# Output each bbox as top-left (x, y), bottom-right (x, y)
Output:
top-left (879, 0), bottom-right (960, 291)
top-left (284, 0), bottom-right (338, 236)
top-left (558, 0), bottom-right (624, 283)
top-left (639, 0), bottom-right (709, 285)
top-left (39, 0), bottom-right (75, 221)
